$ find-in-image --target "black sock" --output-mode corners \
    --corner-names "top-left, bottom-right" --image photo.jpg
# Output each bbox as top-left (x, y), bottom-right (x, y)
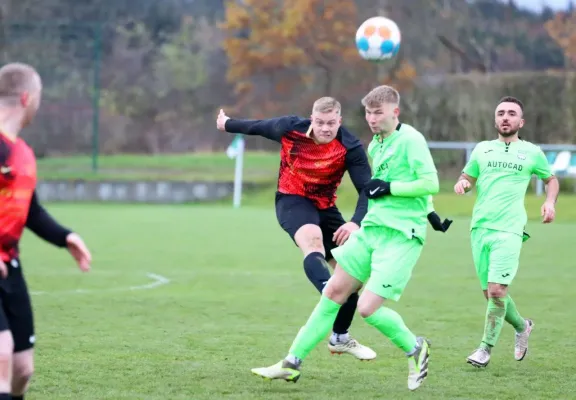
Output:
top-left (303, 252), bottom-right (331, 293)
top-left (333, 291), bottom-right (359, 334)
top-left (12, 396), bottom-right (21, 400)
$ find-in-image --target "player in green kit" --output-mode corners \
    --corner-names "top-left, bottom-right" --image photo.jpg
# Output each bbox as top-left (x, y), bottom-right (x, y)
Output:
top-left (455, 96), bottom-right (559, 368)
top-left (250, 85), bottom-right (442, 391)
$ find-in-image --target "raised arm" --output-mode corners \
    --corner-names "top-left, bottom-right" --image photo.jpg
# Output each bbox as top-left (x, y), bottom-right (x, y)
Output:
top-left (345, 146), bottom-right (371, 225)
top-left (217, 109), bottom-right (298, 143)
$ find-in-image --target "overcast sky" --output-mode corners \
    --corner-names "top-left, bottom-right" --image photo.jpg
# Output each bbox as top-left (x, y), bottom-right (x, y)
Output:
top-left (515, 0), bottom-right (570, 10)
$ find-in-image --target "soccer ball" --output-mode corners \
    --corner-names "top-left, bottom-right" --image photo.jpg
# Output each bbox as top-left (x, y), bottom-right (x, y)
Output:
top-left (355, 16), bottom-right (401, 61)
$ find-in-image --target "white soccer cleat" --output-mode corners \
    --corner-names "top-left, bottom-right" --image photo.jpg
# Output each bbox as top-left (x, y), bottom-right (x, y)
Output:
top-left (407, 337), bottom-right (430, 391)
top-left (515, 319), bottom-right (534, 361)
top-left (328, 338), bottom-right (377, 360)
top-left (466, 347), bottom-right (491, 368)
top-left (251, 360), bottom-right (301, 383)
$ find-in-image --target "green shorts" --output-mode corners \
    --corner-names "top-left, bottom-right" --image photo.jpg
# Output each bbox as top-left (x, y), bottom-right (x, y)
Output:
top-left (471, 227), bottom-right (523, 290)
top-left (331, 226), bottom-right (423, 301)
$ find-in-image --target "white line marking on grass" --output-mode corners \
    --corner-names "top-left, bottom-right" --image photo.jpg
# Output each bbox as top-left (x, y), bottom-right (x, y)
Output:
top-left (30, 273), bottom-right (171, 296)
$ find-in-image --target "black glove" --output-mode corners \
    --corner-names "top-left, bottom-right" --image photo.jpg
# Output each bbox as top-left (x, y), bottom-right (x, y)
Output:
top-left (364, 179), bottom-right (391, 199)
top-left (427, 212), bottom-right (453, 232)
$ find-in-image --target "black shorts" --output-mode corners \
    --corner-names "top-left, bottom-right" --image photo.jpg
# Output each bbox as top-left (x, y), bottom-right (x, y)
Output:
top-left (0, 258), bottom-right (35, 353)
top-left (275, 193), bottom-right (346, 260)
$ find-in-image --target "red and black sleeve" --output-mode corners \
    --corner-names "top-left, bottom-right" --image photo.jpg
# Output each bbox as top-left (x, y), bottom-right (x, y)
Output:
top-left (224, 115), bottom-right (301, 143)
top-left (345, 146), bottom-right (371, 225)
top-left (339, 127), bottom-right (371, 225)
top-left (25, 190), bottom-right (71, 247)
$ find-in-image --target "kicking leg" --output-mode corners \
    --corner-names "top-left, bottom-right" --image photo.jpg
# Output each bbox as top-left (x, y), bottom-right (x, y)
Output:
top-left (296, 225), bottom-right (375, 360)
top-left (326, 259), bottom-right (375, 360)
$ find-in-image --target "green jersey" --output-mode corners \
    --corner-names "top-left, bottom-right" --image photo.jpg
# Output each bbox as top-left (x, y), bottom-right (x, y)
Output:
top-left (363, 123), bottom-right (438, 242)
top-left (462, 139), bottom-right (553, 236)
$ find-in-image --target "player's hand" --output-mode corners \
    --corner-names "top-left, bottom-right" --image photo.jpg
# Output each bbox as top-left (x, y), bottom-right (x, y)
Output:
top-left (427, 212), bottom-right (453, 232)
top-left (454, 179), bottom-right (471, 195)
top-left (364, 179), bottom-right (391, 199)
top-left (541, 201), bottom-right (555, 224)
top-left (216, 109), bottom-right (230, 131)
top-left (333, 222), bottom-right (359, 246)
top-left (0, 259), bottom-right (7, 279)
top-left (66, 233), bottom-right (92, 272)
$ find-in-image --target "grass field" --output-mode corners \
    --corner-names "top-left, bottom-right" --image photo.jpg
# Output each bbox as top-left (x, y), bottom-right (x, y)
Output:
top-left (21, 197), bottom-right (576, 399)
top-left (36, 152), bottom-right (281, 182)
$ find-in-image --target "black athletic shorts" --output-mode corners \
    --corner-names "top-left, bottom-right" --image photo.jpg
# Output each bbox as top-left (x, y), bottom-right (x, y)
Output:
top-left (275, 192), bottom-right (346, 260)
top-left (0, 258), bottom-right (35, 353)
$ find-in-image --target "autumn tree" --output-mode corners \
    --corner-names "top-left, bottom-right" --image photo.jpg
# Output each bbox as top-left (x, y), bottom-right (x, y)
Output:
top-left (545, 11), bottom-right (576, 69)
top-left (220, 0), bottom-right (415, 118)
top-left (544, 11), bottom-right (576, 140)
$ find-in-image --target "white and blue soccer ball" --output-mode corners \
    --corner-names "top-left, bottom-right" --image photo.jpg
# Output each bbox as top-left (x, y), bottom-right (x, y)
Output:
top-left (355, 16), bottom-right (401, 61)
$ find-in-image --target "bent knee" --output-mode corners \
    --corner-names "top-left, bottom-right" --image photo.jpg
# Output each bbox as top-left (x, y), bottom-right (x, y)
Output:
top-left (294, 224), bottom-right (325, 255)
top-left (357, 304), bottom-right (374, 319)
top-left (487, 283), bottom-right (508, 298)
top-left (322, 281), bottom-right (350, 304)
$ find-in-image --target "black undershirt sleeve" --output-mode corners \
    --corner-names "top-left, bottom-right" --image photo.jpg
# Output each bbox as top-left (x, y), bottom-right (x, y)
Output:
top-left (25, 190), bottom-right (71, 247)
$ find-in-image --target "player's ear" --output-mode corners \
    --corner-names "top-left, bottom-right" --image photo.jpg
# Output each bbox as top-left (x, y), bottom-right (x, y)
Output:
top-left (20, 92), bottom-right (29, 107)
top-left (394, 106), bottom-right (400, 117)
top-left (519, 118), bottom-right (525, 129)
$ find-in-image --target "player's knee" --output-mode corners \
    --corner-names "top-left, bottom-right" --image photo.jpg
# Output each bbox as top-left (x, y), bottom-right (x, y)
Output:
top-left (323, 280), bottom-right (349, 304)
top-left (357, 290), bottom-right (385, 318)
top-left (0, 331), bottom-right (13, 387)
top-left (357, 300), bottom-right (379, 318)
top-left (11, 366), bottom-right (33, 394)
top-left (487, 283), bottom-right (507, 298)
top-left (294, 224), bottom-right (325, 256)
top-left (11, 349), bottom-right (33, 395)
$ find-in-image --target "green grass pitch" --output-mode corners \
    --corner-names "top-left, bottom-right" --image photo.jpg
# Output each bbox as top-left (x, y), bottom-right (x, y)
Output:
top-left (23, 199), bottom-right (575, 399)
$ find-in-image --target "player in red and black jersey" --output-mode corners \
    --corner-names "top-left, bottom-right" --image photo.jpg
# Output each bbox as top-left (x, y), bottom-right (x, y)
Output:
top-left (0, 63), bottom-right (91, 400)
top-left (217, 97), bottom-right (377, 360)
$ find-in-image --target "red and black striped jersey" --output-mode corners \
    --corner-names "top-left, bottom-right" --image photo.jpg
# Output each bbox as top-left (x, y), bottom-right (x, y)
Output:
top-left (225, 115), bottom-right (371, 225)
top-left (0, 133), bottom-right (70, 261)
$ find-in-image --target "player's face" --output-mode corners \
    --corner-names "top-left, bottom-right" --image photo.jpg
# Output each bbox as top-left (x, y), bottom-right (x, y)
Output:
top-left (495, 102), bottom-right (524, 138)
top-left (365, 103), bottom-right (399, 134)
top-left (310, 111), bottom-right (341, 144)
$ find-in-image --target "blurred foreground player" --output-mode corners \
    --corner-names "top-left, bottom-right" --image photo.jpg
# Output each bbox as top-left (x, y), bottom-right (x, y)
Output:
top-left (0, 63), bottom-right (92, 400)
top-left (216, 97), bottom-right (377, 360)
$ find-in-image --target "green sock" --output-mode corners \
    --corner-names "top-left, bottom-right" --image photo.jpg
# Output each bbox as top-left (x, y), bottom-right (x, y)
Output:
top-left (481, 297), bottom-right (507, 349)
top-left (504, 295), bottom-right (526, 333)
top-left (363, 307), bottom-right (417, 353)
top-left (288, 295), bottom-right (341, 360)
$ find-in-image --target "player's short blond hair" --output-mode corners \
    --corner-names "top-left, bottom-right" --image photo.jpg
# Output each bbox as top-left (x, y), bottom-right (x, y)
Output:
top-left (312, 97), bottom-right (341, 115)
top-left (0, 63), bottom-right (42, 105)
top-left (361, 85), bottom-right (400, 108)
